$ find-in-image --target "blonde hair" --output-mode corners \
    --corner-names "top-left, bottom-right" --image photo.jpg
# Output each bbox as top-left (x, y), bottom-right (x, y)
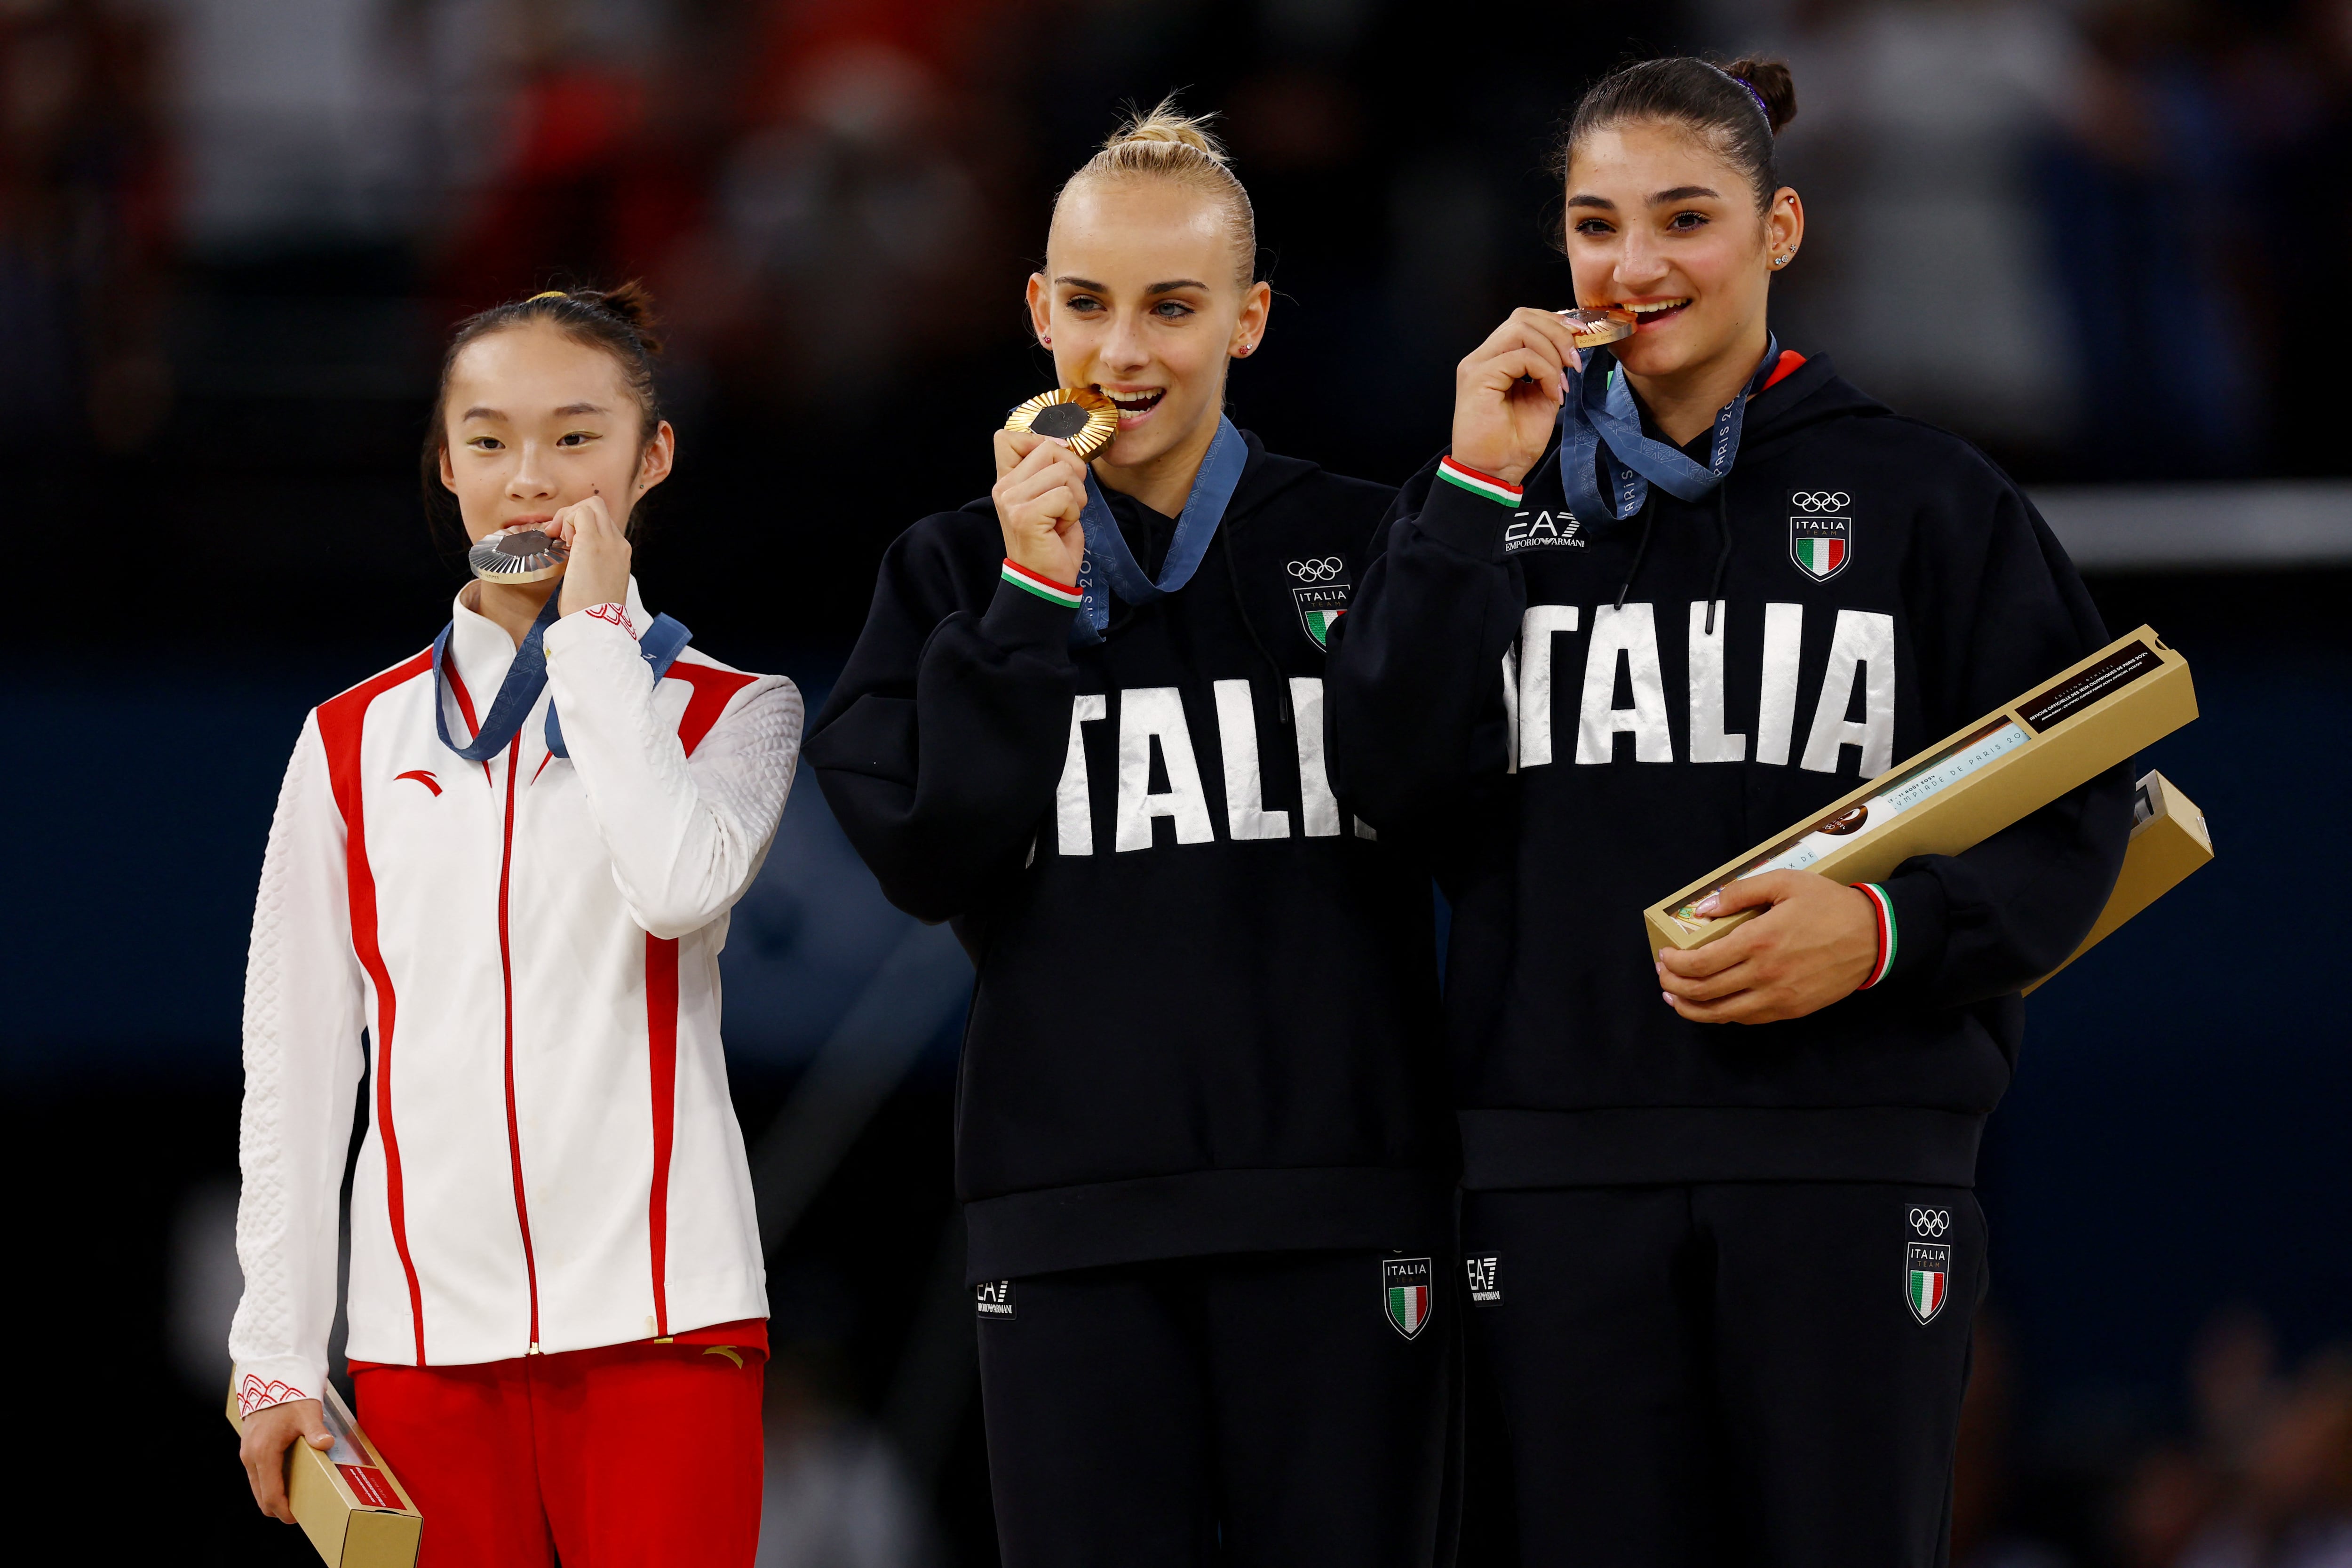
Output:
top-left (1054, 96), bottom-right (1258, 289)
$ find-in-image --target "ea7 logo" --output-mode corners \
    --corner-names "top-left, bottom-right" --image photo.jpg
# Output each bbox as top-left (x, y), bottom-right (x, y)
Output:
top-left (1505, 509), bottom-right (1585, 552)
top-left (1789, 489), bottom-right (1852, 581)
top-left (1465, 1256), bottom-right (1502, 1305)
top-left (974, 1281), bottom-right (1015, 1320)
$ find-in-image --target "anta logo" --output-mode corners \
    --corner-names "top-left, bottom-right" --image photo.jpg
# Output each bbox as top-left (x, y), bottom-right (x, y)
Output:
top-left (1504, 509), bottom-right (1585, 551)
top-left (1287, 558), bottom-right (1351, 650)
top-left (1054, 678), bottom-right (1374, 856)
top-left (1789, 489), bottom-right (1854, 581)
top-left (1509, 601), bottom-right (1897, 776)
top-left (396, 769), bottom-right (443, 796)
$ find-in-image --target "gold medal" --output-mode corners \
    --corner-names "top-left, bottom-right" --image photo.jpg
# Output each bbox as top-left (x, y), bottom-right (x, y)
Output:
top-left (1559, 307), bottom-right (1636, 349)
top-left (1003, 386), bottom-right (1118, 461)
top-left (468, 524), bottom-right (569, 585)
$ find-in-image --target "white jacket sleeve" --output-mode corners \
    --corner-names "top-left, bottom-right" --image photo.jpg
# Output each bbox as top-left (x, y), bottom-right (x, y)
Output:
top-left (230, 713), bottom-right (366, 1415)
top-left (541, 611), bottom-right (803, 939)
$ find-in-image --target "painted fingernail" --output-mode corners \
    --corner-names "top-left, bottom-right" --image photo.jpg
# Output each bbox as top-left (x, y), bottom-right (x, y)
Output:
top-left (1693, 894), bottom-right (1720, 915)
top-left (1661, 991), bottom-right (1676, 1006)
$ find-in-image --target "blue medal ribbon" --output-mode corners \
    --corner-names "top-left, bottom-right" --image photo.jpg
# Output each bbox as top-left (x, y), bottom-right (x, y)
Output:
top-left (1070, 415), bottom-right (1249, 646)
top-left (434, 591), bottom-right (695, 762)
top-left (1559, 337), bottom-right (1780, 525)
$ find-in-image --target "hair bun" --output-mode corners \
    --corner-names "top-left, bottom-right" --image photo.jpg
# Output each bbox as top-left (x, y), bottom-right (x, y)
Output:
top-left (1724, 58), bottom-right (1797, 135)
top-left (1104, 95), bottom-right (1231, 167)
top-left (587, 280), bottom-right (665, 356)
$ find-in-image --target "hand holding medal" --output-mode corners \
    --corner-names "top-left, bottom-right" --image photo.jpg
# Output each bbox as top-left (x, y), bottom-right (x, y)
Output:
top-left (992, 388), bottom-right (1113, 590)
top-left (552, 490), bottom-right (632, 617)
top-left (1452, 307), bottom-right (1626, 485)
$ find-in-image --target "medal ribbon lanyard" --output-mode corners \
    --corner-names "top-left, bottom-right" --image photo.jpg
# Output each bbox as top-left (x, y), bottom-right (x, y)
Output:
top-left (1070, 415), bottom-right (1249, 646)
top-left (1558, 336), bottom-right (1779, 524)
top-left (434, 591), bottom-right (695, 762)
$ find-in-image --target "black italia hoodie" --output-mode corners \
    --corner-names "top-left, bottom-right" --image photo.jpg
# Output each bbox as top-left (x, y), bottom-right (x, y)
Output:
top-left (1325, 351), bottom-right (2134, 1192)
top-left (806, 432), bottom-right (1452, 1281)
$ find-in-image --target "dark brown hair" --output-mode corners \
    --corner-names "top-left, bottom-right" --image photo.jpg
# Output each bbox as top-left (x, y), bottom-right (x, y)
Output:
top-left (1552, 56), bottom-right (1798, 218)
top-left (422, 281), bottom-right (667, 537)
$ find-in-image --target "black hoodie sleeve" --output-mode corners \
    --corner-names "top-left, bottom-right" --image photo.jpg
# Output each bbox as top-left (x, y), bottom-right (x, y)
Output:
top-left (1325, 459), bottom-right (1527, 825)
top-left (804, 514), bottom-right (1078, 923)
top-left (1872, 471), bottom-right (2134, 1006)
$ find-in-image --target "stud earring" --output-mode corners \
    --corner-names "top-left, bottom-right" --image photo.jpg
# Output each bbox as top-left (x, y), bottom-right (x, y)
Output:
top-left (1773, 252), bottom-right (1793, 268)
top-left (1041, 334), bottom-right (1052, 346)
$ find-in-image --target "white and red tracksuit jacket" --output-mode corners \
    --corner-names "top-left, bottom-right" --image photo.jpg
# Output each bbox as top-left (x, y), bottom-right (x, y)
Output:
top-left (230, 581), bottom-right (802, 1416)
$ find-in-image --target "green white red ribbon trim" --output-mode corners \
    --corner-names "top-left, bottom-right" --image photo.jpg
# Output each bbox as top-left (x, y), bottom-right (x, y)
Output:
top-left (1001, 558), bottom-right (1083, 608)
top-left (1437, 456), bottom-right (1523, 507)
top-left (1854, 882), bottom-right (1896, 988)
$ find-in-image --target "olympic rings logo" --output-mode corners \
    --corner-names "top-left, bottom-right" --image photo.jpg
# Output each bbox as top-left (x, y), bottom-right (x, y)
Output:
top-left (1288, 557), bottom-right (1345, 581)
top-left (1909, 1207), bottom-right (1951, 1236)
top-left (1791, 491), bottom-right (1850, 512)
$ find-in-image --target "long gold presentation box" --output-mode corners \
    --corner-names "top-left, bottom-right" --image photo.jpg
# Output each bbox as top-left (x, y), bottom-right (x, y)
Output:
top-left (2021, 770), bottom-right (2212, 994)
top-left (227, 1375), bottom-right (422, 1568)
top-left (1646, 626), bottom-right (2198, 955)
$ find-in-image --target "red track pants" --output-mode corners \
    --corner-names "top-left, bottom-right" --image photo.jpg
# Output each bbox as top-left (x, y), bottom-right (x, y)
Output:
top-left (354, 1330), bottom-right (765, 1568)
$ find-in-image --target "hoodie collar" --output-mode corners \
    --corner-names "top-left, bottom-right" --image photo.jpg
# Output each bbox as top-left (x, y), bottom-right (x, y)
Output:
top-left (1730, 352), bottom-right (1891, 463)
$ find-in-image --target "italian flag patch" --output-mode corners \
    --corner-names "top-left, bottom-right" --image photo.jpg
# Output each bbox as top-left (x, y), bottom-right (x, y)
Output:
top-left (1793, 535), bottom-right (1845, 575)
top-left (1906, 1242), bottom-right (1951, 1325)
top-left (1383, 1257), bottom-right (1433, 1339)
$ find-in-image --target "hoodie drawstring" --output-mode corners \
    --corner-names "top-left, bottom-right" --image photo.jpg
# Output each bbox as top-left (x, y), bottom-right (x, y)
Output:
top-left (1611, 483), bottom-right (1738, 631)
top-left (1613, 492), bottom-right (1657, 612)
top-left (1220, 524), bottom-right (1292, 726)
top-left (1706, 480), bottom-right (1734, 636)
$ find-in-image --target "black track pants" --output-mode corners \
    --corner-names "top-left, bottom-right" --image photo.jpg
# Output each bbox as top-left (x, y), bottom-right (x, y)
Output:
top-left (975, 1249), bottom-right (1456, 1568)
top-left (1462, 1183), bottom-right (1983, 1568)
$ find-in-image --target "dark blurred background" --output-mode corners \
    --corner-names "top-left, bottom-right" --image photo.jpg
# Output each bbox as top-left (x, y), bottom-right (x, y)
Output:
top-left (5, 0), bottom-right (2348, 1563)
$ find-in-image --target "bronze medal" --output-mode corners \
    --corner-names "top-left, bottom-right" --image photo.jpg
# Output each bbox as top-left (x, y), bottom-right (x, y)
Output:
top-left (468, 525), bottom-right (569, 585)
top-left (1004, 386), bottom-right (1118, 461)
top-left (1559, 307), bottom-right (1636, 349)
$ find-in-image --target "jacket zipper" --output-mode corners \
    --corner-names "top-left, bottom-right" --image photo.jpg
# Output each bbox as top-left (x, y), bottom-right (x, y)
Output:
top-left (495, 733), bottom-right (543, 1351)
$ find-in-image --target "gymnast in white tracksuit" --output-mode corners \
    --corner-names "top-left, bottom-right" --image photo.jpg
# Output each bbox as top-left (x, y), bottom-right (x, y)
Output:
top-left (231, 284), bottom-right (800, 1568)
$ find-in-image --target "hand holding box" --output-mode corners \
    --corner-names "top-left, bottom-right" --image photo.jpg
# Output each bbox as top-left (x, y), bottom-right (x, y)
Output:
top-left (1646, 628), bottom-right (2203, 981)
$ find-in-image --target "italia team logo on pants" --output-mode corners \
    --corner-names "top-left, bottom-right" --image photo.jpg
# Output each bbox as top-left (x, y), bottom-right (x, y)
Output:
top-left (1789, 491), bottom-right (1852, 581)
top-left (1383, 1257), bottom-right (1433, 1339)
top-left (1905, 1242), bottom-right (1951, 1325)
